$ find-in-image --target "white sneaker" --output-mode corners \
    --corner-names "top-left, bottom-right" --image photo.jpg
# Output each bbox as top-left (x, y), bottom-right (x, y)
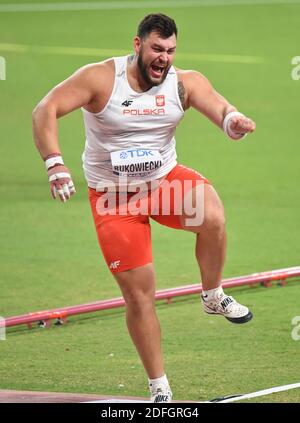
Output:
top-left (201, 292), bottom-right (253, 324)
top-left (150, 384), bottom-right (173, 403)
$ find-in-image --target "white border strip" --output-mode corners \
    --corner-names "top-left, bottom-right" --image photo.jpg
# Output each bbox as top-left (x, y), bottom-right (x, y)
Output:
top-left (0, 0), bottom-right (300, 13)
top-left (213, 382), bottom-right (300, 403)
top-left (0, 43), bottom-right (264, 64)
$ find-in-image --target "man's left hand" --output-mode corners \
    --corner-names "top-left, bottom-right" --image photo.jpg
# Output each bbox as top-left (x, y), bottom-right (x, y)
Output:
top-left (229, 115), bottom-right (256, 136)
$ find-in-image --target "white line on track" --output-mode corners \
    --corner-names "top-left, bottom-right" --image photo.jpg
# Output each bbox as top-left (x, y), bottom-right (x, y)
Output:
top-left (0, 0), bottom-right (300, 13)
top-left (0, 43), bottom-right (265, 64)
top-left (210, 381), bottom-right (300, 403)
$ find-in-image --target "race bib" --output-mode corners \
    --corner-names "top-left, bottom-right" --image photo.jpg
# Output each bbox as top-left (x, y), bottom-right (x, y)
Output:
top-left (110, 148), bottom-right (164, 177)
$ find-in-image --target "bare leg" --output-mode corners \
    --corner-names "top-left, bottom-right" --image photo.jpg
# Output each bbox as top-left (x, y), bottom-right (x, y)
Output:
top-left (181, 183), bottom-right (252, 323)
top-left (114, 263), bottom-right (165, 379)
top-left (180, 184), bottom-right (226, 290)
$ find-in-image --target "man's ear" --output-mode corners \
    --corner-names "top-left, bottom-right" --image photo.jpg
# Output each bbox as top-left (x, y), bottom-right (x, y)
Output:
top-left (133, 36), bottom-right (141, 55)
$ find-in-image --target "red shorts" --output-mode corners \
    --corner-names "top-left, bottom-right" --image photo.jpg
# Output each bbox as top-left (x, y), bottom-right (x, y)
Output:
top-left (89, 164), bottom-right (210, 273)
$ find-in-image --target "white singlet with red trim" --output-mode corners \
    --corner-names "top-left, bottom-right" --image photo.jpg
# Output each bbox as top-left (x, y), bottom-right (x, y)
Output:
top-left (81, 55), bottom-right (184, 189)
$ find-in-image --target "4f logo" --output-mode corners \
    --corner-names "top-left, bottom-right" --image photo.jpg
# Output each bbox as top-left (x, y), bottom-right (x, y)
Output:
top-left (110, 260), bottom-right (120, 269)
top-left (155, 95), bottom-right (165, 107)
top-left (122, 100), bottom-right (133, 107)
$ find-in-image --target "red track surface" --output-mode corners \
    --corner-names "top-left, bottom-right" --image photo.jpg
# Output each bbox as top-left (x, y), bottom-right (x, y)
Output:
top-left (0, 389), bottom-right (196, 403)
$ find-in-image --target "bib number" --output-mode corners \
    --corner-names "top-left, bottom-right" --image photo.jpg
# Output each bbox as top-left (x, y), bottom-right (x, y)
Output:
top-left (110, 149), bottom-right (163, 177)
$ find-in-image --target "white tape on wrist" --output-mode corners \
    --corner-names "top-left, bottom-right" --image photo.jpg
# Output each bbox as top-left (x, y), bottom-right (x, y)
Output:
top-left (45, 155), bottom-right (64, 170)
top-left (223, 111), bottom-right (247, 140)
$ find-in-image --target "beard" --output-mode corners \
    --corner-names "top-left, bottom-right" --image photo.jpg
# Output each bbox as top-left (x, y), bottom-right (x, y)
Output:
top-left (137, 48), bottom-right (170, 88)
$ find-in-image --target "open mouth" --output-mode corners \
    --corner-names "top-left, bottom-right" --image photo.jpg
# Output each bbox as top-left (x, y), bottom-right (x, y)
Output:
top-left (150, 64), bottom-right (165, 78)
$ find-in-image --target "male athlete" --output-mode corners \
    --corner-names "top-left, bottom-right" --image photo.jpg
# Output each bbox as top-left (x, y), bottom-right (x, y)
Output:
top-left (32, 14), bottom-right (256, 402)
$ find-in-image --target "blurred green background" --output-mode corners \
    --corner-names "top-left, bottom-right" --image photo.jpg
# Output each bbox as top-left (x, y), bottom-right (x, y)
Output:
top-left (0, 0), bottom-right (299, 402)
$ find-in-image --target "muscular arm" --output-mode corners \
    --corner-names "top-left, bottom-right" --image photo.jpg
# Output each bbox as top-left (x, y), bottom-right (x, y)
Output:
top-left (179, 70), bottom-right (255, 134)
top-left (32, 62), bottom-right (111, 159)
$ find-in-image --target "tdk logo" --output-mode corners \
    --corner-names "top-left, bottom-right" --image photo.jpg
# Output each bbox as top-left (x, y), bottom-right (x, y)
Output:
top-left (119, 149), bottom-right (154, 159)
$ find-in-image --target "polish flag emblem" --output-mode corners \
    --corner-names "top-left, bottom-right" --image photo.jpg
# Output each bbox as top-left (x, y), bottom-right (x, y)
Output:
top-left (155, 95), bottom-right (165, 107)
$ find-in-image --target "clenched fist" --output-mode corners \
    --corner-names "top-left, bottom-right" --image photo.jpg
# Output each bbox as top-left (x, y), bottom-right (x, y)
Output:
top-left (223, 111), bottom-right (256, 140)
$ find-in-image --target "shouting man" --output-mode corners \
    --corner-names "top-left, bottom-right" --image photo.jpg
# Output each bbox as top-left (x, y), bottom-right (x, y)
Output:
top-left (33, 13), bottom-right (256, 402)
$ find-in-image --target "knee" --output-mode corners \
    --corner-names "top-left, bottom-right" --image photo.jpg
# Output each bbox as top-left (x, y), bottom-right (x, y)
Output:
top-left (205, 206), bottom-right (226, 230)
top-left (114, 264), bottom-right (156, 313)
top-left (123, 289), bottom-right (155, 314)
top-left (193, 206), bottom-right (226, 235)
top-left (118, 276), bottom-right (155, 313)
top-left (181, 184), bottom-right (226, 234)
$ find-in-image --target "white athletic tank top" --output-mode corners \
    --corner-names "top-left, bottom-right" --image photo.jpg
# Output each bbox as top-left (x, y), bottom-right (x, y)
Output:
top-left (81, 55), bottom-right (184, 189)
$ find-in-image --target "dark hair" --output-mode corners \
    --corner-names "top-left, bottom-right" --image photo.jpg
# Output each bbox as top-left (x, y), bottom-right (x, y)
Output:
top-left (137, 13), bottom-right (177, 39)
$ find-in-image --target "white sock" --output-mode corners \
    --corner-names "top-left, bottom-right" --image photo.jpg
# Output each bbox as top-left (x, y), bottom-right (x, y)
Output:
top-left (148, 374), bottom-right (169, 390)
top-left (202, 286), bottom-right (224, 301)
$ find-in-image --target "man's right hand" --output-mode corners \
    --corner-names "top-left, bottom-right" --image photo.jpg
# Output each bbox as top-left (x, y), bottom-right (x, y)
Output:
top-left (44, 154), bottom-right (76, 202)
top-left (47, 165), bottom-right (76, 202)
